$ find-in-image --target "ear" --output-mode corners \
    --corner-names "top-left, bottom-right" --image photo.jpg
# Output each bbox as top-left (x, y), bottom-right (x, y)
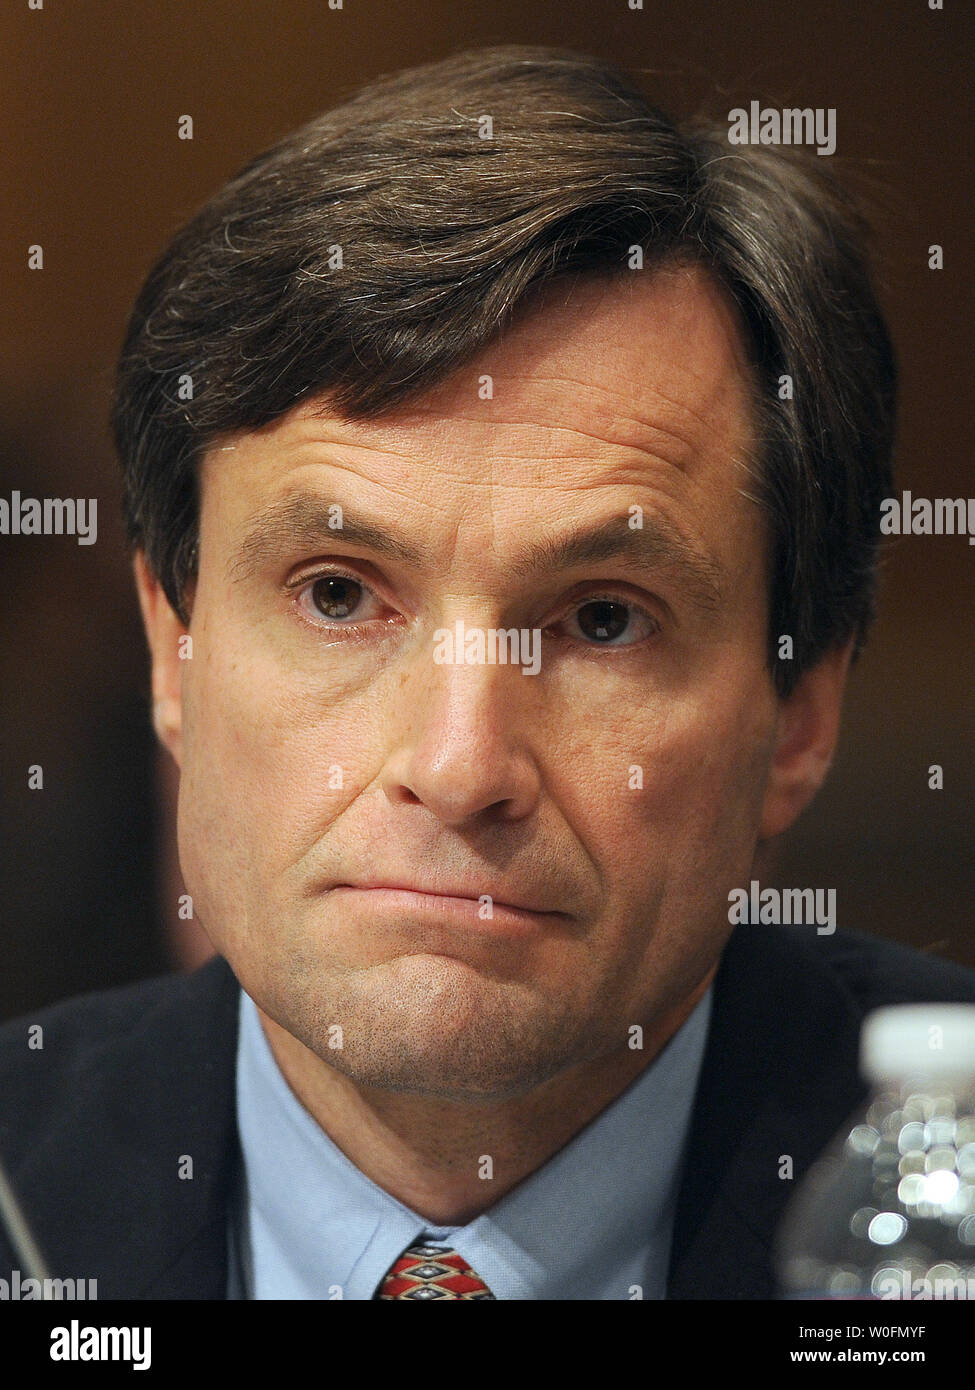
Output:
top-left (133, 550), bottom-right (189, 767)
top-left (758, 637), bottom-right (855, 841)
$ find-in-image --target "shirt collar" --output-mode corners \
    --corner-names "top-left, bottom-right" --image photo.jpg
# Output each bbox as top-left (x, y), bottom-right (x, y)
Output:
top-left (234, 983), bottom-right (712, 1299)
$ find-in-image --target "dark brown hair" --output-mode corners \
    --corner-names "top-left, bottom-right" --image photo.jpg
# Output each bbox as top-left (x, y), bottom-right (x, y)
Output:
top-left (111, 44), bottom-right (896, 695)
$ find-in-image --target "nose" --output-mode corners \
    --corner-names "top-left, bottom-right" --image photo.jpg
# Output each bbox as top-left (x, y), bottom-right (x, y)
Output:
top-left (379, 641), bottom-right (543, 827)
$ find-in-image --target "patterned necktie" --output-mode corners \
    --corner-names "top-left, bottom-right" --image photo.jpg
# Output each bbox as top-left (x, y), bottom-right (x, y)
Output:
top-left (375, 1242), bottom-right (496, 1299)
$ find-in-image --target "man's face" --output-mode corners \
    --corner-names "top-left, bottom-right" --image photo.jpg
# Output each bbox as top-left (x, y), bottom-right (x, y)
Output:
top-left (173, 267), bottom-right (781, 1100)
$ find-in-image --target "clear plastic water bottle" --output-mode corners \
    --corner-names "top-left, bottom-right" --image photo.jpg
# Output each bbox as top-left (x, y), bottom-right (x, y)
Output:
top-left (776, 1003), bottom-right (975, 1299)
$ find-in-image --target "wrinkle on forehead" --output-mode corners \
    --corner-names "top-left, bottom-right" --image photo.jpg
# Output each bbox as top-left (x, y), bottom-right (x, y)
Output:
top-left (202, 265), bottom-right (763, 594)
top-left (289, 265), bottom-right (759, 484)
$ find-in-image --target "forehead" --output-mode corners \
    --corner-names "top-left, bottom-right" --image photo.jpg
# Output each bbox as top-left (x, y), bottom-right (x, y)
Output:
top-left (200, 264), bottom-right (759, 562)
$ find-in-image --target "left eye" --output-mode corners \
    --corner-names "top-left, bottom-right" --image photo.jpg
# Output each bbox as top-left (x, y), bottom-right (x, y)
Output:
top-left (560, 597), bottom-right (660, 647)
top-left (296, 573), bottom-right (385, 624)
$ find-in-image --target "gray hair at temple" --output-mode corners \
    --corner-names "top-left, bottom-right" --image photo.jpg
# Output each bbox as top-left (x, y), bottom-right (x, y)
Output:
top-left (111, 43), bottom-right (896, 697)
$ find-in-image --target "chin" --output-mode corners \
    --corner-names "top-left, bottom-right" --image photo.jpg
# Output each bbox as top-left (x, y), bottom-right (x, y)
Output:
top-left (282, 955), bottom-right (594, 1102)
top-left (316, 1041), bottom-right (569, 1104)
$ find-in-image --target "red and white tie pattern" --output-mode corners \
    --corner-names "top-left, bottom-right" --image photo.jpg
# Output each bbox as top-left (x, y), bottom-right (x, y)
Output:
top-left (375, 1242), bottom-right (496, 1299)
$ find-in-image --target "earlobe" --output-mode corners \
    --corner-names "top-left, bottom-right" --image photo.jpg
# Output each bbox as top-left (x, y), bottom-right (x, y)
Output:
top-left (132, 551), bottom-right (187, 765)
top-left (758, 638), bottom-right (855, 841)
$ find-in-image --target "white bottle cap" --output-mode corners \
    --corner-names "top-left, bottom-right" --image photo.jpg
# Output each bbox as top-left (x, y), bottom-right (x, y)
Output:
top-left (861, 1004), bottom-right (975, 1084)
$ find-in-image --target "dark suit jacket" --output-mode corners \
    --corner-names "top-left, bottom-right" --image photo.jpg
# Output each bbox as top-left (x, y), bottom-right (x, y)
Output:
top-left (2, 923), bottom-right (974, 1299)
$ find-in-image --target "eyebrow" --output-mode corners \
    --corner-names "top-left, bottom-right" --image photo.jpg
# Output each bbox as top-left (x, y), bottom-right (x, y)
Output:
top-left (229, 489), bottom-right (724, 612)
top-left (510, 516), bottom-right (724, 612)
top-left (229, 492), bottom-right (424, 582)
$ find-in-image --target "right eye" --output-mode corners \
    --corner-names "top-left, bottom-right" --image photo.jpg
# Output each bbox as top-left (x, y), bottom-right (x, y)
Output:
top-left (294, 571), bottom-right (387, 627)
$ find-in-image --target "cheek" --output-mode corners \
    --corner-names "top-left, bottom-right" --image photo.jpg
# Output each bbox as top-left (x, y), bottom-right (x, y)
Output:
top-left (182, 631), bottom-right (382, 808)
top-left (646, 695), bottom-right (772, 825)
top-left (636, 694), bottom-right (778, 973)
top-left (174, 634), bottom-right (384, 941)
top-left (555, 671), bottom-right (776, 901)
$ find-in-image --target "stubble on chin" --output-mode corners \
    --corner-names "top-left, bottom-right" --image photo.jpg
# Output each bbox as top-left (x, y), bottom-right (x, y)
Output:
top-left (259, 950), bottom-right (617, 1103)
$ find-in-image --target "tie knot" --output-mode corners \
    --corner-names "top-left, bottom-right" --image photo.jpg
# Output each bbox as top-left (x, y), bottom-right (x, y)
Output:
top-left (375, 1242), bottom-right (496, 1299)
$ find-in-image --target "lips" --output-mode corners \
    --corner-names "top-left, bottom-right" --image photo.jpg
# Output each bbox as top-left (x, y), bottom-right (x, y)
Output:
top-left (334, 881), bottom-right (565, 918)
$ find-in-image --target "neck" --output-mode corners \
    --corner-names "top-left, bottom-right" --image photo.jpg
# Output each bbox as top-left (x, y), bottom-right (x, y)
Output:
top-left (258, 967), bottom-right (715, 1226)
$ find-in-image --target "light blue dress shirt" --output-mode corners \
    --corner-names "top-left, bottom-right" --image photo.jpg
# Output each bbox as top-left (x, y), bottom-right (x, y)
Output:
top-left (227, 981), bottom-right (712, 1300)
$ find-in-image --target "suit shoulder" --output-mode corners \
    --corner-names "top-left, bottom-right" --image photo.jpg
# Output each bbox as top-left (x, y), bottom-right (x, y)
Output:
top-left (0, 956), bottom-right (238, 1166)
top-left (0, 955), bottom-right (232, 1063)
top-left (783, 925), bottom-right (975, 1013)
top-left (0, 956), bottom-right (239, 1297)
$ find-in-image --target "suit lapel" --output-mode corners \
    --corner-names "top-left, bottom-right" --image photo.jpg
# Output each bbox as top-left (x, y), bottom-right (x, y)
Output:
top-left (11, 954), bottom-right (241, 1300)
top-left (667, 924), bottom-right (867, 1298)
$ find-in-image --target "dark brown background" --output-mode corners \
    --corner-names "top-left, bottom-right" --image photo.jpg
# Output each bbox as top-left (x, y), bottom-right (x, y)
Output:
top-left (1, 0), bottom-right (972, 1019)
